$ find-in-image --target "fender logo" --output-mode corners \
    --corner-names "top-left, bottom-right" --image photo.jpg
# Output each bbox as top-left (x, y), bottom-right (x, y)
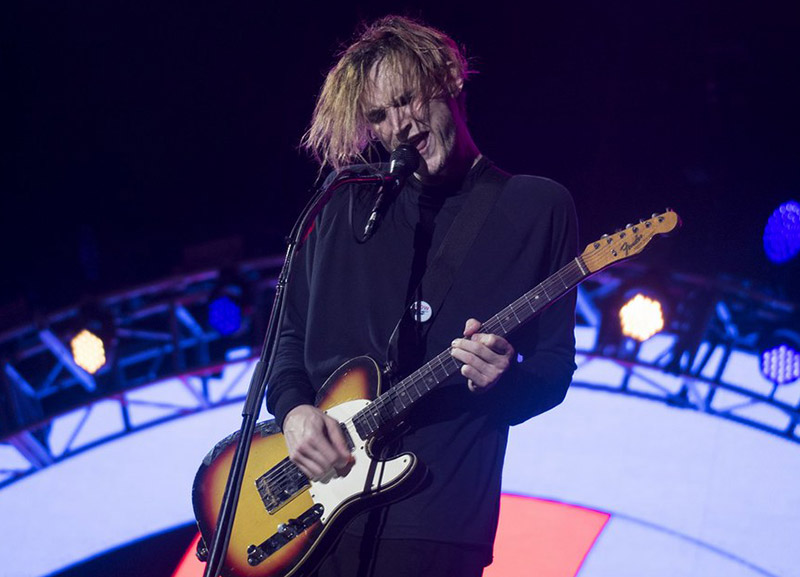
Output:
top-left (620, 234), bottom-right (644, 255)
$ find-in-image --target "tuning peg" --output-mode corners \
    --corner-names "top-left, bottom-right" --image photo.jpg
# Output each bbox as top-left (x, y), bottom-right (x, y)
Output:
top-left (651, 213), bottom-right (660, 218)
top-left (601, 234), bottom-right (609, 238)
top-left (625, 223), bottom-right (633, 228)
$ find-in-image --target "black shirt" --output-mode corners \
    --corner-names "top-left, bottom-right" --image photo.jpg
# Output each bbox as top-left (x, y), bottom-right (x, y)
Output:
top-left (267, 157), bottom-right (578, 553)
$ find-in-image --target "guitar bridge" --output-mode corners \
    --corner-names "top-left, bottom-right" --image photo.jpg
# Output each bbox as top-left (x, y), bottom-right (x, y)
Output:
top-left (247, 504), bottom-right (324, 566)
top-left (255, 427), bottom-right (352, 514)
top-left (255, 457), bottom-right (310, 513)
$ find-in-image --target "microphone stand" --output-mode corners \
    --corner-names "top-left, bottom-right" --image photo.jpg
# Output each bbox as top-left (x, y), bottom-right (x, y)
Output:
top-left (201, 169), bottom-right (386, 577)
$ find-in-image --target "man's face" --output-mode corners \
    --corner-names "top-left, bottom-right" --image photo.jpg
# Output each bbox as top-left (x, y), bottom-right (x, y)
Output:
top-left (363, 63), bottom-right (464, 182)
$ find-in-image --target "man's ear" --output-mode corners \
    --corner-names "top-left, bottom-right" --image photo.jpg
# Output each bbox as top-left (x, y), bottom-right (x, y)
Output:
top-left (449, 75), bottom-right (467, 120)
top-left (450, 75), bottom-right (465, 98)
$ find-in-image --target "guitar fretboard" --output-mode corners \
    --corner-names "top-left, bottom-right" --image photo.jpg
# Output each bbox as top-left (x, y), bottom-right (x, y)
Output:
top-left (352, 256), bottom-right (589, 440)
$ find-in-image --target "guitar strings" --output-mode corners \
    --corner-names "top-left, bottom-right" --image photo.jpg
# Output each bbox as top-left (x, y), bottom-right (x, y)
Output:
top-left (260, 238), bottom-right (647, 493)
top-left (261, 260), bottom-right (587, 491)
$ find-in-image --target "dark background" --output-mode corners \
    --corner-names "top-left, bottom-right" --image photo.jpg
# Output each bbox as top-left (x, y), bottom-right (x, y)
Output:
top-left (3, 0), bottom-right (799, 319)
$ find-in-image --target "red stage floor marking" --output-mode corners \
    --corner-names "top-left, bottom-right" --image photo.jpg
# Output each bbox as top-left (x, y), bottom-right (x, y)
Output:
top-left (174, 495), bottom-right (610, 577)
top-left (485, 494), bottom-right (610, 577)
top-left (171, 532), bottom-right (204, 577)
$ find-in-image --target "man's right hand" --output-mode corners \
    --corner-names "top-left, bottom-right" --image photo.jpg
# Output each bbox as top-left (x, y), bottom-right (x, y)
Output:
top-left (282, 404), bottom-right (353, 482)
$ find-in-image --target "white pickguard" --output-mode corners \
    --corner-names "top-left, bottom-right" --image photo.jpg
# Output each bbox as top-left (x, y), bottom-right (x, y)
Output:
top-left (309, 400), bottom-right (413, 524)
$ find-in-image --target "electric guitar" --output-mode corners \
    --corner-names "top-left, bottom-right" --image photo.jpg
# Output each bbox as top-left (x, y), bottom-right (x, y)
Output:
top-left (192, 210), bottom-right (681, 577)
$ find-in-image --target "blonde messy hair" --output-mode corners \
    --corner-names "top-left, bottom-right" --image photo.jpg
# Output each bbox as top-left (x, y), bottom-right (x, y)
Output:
top-left (302, 15), bottom-right (473, 171)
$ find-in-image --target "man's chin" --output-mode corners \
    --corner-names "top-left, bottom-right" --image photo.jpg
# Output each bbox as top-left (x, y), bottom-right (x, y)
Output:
top-left (414, 158), bottom-right (432, 178)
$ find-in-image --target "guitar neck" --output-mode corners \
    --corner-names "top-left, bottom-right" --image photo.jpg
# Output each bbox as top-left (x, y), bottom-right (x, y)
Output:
top-left (352, 256), bottom-right (589, 440)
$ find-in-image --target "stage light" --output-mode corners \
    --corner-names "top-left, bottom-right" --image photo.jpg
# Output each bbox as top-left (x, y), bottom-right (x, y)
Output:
top-left (70, 329), bottom-right (107, 374)
top-left (67, 305), bottom-right (116, 377)
top-left (760, 330), bottom-right (800, 385)
top-left (208, 295), bottom-right (241, 336)
top-left (763, 200), bottom-right (800, 264)
top-left (619, 293), bottom-right (664, 342)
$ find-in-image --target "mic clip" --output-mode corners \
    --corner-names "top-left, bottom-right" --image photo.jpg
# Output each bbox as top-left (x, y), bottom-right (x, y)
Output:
top-left (362, 144), bottom-right (421, 240)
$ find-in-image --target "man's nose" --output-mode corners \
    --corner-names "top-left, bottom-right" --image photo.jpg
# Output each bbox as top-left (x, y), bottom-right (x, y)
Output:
top-left (386, 106), bottom-right (412, 142)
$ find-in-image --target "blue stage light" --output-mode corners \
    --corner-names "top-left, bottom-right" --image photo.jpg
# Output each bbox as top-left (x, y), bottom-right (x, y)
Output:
top-left (208, 295), bottom-right (242, 336)
top-left (763, 200), bottom-right (800, 263)
top-left (760, 328), bottom-right (800, 385)
top-left (761, 343), bottom-right (800, 386)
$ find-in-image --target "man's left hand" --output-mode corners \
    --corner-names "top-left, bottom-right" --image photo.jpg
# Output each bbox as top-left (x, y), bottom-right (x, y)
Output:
top-left (450, 318), bottom-right (515, 393)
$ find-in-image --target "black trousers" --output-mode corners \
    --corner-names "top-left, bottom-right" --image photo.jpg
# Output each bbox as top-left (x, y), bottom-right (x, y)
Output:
top-left (311, 532), bottom-right (488, 577)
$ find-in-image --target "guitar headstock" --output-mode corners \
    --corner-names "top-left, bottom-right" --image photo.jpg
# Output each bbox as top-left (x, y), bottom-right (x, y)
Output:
top-left (581, 209), bottom-right (681, 273)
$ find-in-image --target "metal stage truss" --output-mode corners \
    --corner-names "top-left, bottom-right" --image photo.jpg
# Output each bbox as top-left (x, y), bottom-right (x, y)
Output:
top-left (1, 256), bottom-right (798, 489)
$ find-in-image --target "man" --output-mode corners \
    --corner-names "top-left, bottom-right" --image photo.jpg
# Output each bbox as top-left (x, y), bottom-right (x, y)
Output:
top-left (267, 15), bottom-right (578, 576)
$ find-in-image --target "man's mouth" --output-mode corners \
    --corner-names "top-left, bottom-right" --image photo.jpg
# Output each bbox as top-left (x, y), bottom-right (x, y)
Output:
top-left (407, 132), bottom-right (429, 154)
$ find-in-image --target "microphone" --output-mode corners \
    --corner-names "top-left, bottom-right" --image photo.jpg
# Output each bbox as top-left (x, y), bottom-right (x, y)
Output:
top-left (363, 144), bottom-right (421, 239)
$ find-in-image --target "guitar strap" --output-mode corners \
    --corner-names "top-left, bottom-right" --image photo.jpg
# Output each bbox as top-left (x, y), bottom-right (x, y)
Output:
top-left (385, 163), bottom-right (511, 380)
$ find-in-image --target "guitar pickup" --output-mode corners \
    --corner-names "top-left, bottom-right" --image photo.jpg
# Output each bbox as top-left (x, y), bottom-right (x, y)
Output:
top-left (247, 504), bottom-right (324, 566)
top-left (255, 458), bottom-right (310, 514)
top-left (256, 425), bottom-right (353, 515)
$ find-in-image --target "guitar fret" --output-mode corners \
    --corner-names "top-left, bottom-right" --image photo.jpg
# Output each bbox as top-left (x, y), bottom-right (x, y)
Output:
top-left (420, 366), bottom-right (436, 389)
top-left (382, 393), bottom-right (395, 416)
top-left (390, 390), bottom-right (406, 413)
top-left (354, 416), bottom-right (370, 438)
top-left (354, 416), bottom-right (369, 439)
top-left (410, 376), bottom-right (423, 397)
top-left (374, 401), bottom-right (386, 423)
top-left (445, 355), bottom-right (461, 376)
top-left (380, 397), bottom-right (396, 422)
top-left (361, 416), bottom-right (373, 437)
top-left (485, 321), bottom-right (502, 336)
top-left (434, 355), bottom-right (451, 381)
top-left (401, 382), bottom-right (417, 403)
top-left (396, 388), bottom-right (409, 409)
top-left (525, 292), bottom-right (539, 313)
top-left (512, 299), bottom-right (527, 315)
top-left (575, 256), bottom-right (589, 276)
top-left (572, 260), bottom-right (586, 280)
top-left (548, 274), bottom-right (563, 291)
top-left (365, 410), bottom-right (379, 433)
top-left (556, 269), bottom-right (569, 289)
top-left (496, 312), bottom-right (512, 334)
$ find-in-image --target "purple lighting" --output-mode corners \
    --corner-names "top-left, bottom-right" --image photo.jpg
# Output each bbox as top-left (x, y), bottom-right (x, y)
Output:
top-left (763, 200), bottom-right (800, 263)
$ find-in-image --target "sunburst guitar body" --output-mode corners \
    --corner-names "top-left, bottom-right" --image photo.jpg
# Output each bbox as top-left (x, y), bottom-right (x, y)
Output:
top-left (192, 356), bottom-right (419, 577)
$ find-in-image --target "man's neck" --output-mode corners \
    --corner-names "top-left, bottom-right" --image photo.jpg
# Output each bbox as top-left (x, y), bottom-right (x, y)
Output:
top-left (415, 144), bottom-right (482, 187)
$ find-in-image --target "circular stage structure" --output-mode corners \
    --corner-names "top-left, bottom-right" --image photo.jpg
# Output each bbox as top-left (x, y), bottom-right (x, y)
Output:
top-left (1, 257), bottom-right (798, 577)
